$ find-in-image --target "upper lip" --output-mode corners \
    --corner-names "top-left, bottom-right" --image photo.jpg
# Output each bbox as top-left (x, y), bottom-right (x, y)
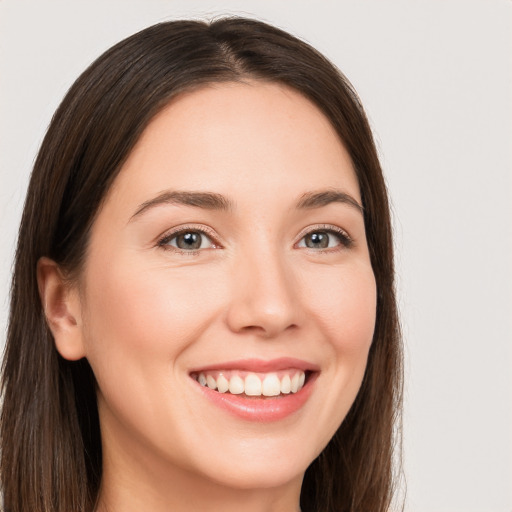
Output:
top-left (189, 357), bottom-right (320, 374)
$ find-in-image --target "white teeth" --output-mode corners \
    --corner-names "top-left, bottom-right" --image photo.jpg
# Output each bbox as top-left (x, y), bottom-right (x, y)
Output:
top-left (245, 374), bottom-right (262, 396)
top-left (228, 375), bottom-right (244, 395)
top-left (280, 374), bottom-right (291, 394)
top-left (290, 373), bottom-right (300, 393)
top-left (262, 374), bottom-right (281, 396)
top-left (206, 375), bottom-right (217, 390)
top-left (196, 370), bottom-right (307, 396)
top-left (217, 374), bottom-right (229, 393)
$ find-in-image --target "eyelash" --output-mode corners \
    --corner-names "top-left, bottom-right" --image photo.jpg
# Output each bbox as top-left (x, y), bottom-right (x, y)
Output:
top-left (295, 225), bottom-right (354, 251)
top-left (157, 225), bottom-right (219, 255)
top-left (157, 224), bottom-right (353, 254)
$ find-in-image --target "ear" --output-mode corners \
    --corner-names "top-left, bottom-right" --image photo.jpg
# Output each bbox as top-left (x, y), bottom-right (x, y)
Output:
top-left (37, 257), bottom-right (86, 361)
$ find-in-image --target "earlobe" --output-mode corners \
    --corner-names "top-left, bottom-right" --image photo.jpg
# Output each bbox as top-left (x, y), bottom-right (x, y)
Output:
top-left (37, 257), bottom-right (86, 361)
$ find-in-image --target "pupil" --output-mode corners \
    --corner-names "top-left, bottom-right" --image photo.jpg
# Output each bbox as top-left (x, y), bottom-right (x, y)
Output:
top-left (178, 232), bottom-right (201, 249)
top-left (307, 232), bottom-right (328, 248)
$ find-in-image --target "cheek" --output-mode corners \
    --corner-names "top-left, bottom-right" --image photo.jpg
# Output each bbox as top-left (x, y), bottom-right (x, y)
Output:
top-left (334, 268), bottom-right (376, 394)
top-left (78, 255), bottom-right (229, 442)
top-left (300, 261), bottom-right (377, 353)
top-left (301, 261), bottom-right (376, 424)
top-left (338, 271), bottom-right (376, 355)
top-left (81, 260), bottom-right (223, 364)
top-left (289, 260), bottom-right (377, 451)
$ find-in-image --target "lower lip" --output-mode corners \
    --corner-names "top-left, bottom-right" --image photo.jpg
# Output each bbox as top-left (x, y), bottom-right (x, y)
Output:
top-left (193, 373), bottom-right (317, 422)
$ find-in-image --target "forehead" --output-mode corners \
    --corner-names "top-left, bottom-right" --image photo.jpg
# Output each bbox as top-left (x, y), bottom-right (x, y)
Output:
top-left (106, 81), bottom-right (360, 213)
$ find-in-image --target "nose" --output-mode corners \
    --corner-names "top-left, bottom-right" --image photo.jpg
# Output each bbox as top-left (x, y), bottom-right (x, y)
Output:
top-left (225, 248), bottom-right (300, 338)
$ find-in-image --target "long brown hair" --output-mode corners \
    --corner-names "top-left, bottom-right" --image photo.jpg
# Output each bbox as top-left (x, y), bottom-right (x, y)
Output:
top-left (1, 17), bottom-right (402, 512)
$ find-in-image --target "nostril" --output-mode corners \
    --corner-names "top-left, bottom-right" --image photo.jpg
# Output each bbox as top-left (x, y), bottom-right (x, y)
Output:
top-left (237, 322), bottom-right (298, 339)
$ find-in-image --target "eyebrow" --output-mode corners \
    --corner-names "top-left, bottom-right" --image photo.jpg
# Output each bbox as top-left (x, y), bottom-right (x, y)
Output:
top-left (296, 189), bottom-right (364, 214)
top-left (130, 187), bottom-right (363, 221)
top-left (130, 190), bottom-right (233, 220)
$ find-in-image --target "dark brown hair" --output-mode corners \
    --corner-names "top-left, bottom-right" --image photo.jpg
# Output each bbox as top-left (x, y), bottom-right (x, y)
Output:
top-left (1, 17), bottom-right (402, 512)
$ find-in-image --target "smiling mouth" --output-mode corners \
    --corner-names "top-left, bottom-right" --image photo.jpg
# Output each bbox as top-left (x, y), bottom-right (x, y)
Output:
top-left (190, 369), bottom-right (310, 398)
top-left (189, 359), bottom-right (319, 421)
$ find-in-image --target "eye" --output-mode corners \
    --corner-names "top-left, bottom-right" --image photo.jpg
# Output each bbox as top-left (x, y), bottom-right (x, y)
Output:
top-left (297, 227), bottom-right (352, 250)
top-left (158, 228), bottom-right (215, 252)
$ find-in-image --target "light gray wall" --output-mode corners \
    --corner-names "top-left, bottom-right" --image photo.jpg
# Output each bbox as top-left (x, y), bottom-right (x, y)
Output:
top-left (1, 1), bottom-right (511, 510)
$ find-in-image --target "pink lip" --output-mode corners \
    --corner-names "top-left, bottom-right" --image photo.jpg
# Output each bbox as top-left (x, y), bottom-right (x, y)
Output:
top-left (189, 358), bottom-right (319, 422)
top-left (190, 357), bottom-right (320, 373)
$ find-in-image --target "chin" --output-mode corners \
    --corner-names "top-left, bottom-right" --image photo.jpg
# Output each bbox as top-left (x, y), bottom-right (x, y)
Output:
top-left (201, 456), bottom-right (307, 491)
top-left (182, 431), bottom-right (320, 491)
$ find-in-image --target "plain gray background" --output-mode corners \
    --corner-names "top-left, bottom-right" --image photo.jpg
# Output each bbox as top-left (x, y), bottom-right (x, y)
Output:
top-left (1, 1), bottom-right (511, 511)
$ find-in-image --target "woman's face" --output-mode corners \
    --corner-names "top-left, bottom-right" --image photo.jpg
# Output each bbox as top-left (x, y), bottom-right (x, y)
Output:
top-left (75, 82), bottom-right (376, 493)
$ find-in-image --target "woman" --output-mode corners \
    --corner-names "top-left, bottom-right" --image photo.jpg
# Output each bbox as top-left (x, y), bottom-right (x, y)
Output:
top-left (1, 17), bottom-right (402, 512)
